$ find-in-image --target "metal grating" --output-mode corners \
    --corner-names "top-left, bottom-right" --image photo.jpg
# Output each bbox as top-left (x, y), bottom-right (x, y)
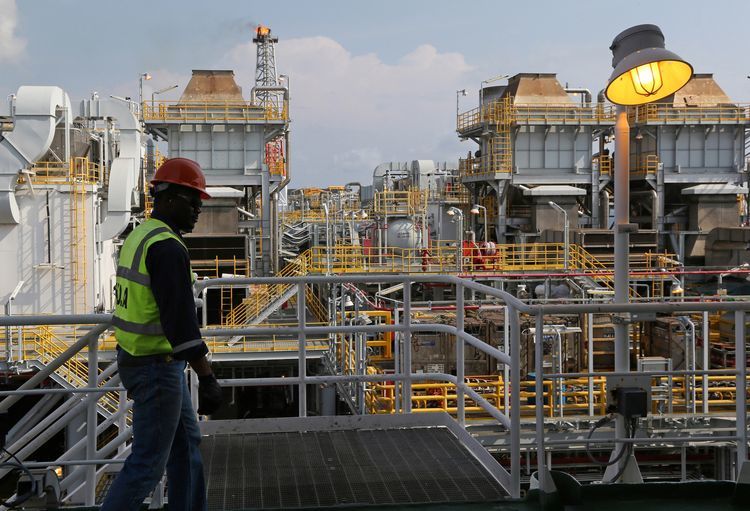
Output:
top-left (201, 427), bottom-right (505, 510)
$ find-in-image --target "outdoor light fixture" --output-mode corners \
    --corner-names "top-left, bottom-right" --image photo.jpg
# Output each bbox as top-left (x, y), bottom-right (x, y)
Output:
top-left (470, 204), bottom-right (488, 244)
top-left (605, 24), bottom-right (693, 106)
top-left (599, 23), bottom-right (692, 486)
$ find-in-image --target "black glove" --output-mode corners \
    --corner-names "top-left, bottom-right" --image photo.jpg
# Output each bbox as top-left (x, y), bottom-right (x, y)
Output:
top-left (197, 373), bottom-right (223, 415)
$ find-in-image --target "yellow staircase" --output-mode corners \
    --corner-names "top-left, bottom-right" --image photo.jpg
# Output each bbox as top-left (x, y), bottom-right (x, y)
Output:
top-left (224, 250), bottom-right (312, 326)
top-left (30, 326), bottom-right (122, 418)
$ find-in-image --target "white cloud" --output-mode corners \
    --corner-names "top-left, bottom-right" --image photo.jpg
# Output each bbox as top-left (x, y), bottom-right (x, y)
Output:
top-left (226, 36), bottom-right (475, 187)
top-left (0, 0), bottom-right (25, 61)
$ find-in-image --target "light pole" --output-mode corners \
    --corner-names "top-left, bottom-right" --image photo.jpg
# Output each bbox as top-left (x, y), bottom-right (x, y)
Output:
top-left (279, 74), bottom-right (290, 116)
top-left (456, 89), bottom-right (467, 128)
top-left (322, 202), bottom-right (331, 274)
top-left (604, 24), bottom-right (692, 483)
top-left (447, 207), bottom-right (464, 272)
top-left (151, 84), bottom-right (178, 110)
top-left (470, 204), bottom-right (487, 244)
top-left (479, 74), bottom-right (509, 122)
top-left (547, 201), bottom-right (569, 270)
top-left (138, 72), bottom-right (151, 118)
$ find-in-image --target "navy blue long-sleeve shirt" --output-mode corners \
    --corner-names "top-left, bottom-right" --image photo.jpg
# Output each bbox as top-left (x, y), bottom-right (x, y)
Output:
top-left (145, 212), bottom-right (208, 361)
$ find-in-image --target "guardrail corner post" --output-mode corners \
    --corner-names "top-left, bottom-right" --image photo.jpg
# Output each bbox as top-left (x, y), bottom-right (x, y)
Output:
top-left (297, 283), bottom-right (307, 417)
top-left (456, 281), bottom-right (465, 426)
top-left (403, 278), bottom-right (412, 414)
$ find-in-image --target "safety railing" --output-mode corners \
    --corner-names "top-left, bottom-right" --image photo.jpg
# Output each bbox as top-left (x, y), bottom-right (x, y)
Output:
top-left (459, 151), bottom-right (512, 177)
top-left (511, 103), bottom-right (617, 125)
top-left (3, 275), bottom-right (750, 503)
top-left (366, 374), bottom-right (750, 418)
top-left (630, 103), bottom-right (750, 124)
top-left (306, 242), bottom-right (603, 274)
top-left (280, 207), bottom-right (367, 224)
top-left (631, 153), bottom-right (659, 175)
top-left (593, 154), bottom-right (612, 176)
top-left (427, 186), bottom-right (470, 204)
top-left (457, 97), bottom-right (617, 133)
top-left (373, 189), bottom-right (428, 216)
top-left (142, 100), bottom-right (289, 122)
top-left (25, 157), bottom-right (101, 185)
top-left (222, 250), bottom-right (310, 325)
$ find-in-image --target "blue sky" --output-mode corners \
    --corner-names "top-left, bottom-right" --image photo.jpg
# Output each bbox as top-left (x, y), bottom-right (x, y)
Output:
top-left (2, 0), bottom-right (749, 187)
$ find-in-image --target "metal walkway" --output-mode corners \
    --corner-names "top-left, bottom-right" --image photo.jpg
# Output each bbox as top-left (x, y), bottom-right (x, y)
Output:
top-left (200, 414), bottom-right (507, 510)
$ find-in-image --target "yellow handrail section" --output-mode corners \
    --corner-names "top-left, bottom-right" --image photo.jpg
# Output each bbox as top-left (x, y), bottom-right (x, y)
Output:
top-left (308, 242), bottom-right (586, 273)
top-left (142, 100), bottom-right (289, 122)
top-left (223, 250), bottom-right (311, 326)
top-left (631, 103), bottom-right (750, 124)
top-left (203, 336), bottom-right (330, 353)
top-left (632, 153), bottom-right (659, 175)
top-left (457, 97), bottom-right (618, 133)
top-left (280, 207), bottom-right (369, 224)
top-left (23, 326), bottom-right (122, 418)
top-left (373, 189), bottom-right (428, 216)
top-left (594, 155), bottom-right (612, 176)
top-left (366, 375), bottom-right (749, 418)
top-left (26, 157), bottom-right (101, 185)
top-left (428, 185), bottom-right (470, 204)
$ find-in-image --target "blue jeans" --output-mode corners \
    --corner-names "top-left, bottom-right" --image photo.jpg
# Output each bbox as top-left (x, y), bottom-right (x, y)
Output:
top-left (101, 352), bottom-right (206, 511)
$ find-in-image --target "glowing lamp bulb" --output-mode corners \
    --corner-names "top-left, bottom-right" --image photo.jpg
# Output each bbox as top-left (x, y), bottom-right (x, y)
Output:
top-left (629, 62), bottom-right (663, 97)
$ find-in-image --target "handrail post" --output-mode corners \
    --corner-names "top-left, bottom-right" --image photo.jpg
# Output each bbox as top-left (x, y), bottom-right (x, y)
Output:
top-left (85, 328), bottom-right (98, 506)
top-left (534, 311), bottom-right (551, 492)
top-left (735, 310), bottom-right (747, 471)
top-left (403, 278), bottom-right (412, 413)
top-left (509, 306), bottom-right (521, 498)
top-left (503, 306), bottom-right (510, 417)
top-left (456, 282), bottom-right (465, 425)
top-left (297, 284), bottom-right (307, 417)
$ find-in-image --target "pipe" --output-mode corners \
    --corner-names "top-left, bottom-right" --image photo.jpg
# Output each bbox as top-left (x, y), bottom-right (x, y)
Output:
top-left (676, 316), bottom-right (697, 413)
top-left (250, 85), bottom-right (289, 103)
top-left (80, 98), bottom-right (141, 240)
top-left (564, 87), bottom-right (592, 106)
top-left (0, 86), bottom-right (72, 223)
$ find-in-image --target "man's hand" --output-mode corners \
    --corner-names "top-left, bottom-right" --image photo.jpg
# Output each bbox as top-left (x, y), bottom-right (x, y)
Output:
top-left (197, 373), bottom-right (223, 415)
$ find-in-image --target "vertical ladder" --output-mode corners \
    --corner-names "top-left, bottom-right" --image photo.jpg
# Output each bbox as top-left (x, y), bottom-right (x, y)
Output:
top-left (489, 96), bottom-right (513, 173)
top-left (69, 158), bottom-right (88, 314)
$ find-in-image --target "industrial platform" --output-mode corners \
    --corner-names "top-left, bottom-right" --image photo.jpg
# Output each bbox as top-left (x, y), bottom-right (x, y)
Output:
top-left (199, 414), bottom-right (507, 510)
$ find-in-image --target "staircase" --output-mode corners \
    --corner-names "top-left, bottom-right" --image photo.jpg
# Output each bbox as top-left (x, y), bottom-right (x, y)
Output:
top-left (568, 244), bottom-right (643, 298)
top-left (224, 250), bottom-right (313, 326)
top-left (28, 325), bottom-right (122, 418)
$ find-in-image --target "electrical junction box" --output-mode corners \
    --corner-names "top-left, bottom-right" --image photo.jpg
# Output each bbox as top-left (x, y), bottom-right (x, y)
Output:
top-left (605, 374), bottom-right (652, 418)
top-left (613, 387), bottom-right (648, 418)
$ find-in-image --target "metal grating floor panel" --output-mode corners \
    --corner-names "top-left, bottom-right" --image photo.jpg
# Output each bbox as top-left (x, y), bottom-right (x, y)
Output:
top-left (202, 427), bottom-right (505, 510)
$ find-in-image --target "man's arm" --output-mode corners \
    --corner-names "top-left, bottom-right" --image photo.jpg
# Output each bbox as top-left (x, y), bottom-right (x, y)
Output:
top-left (146, 239), bottom-right (209, 363)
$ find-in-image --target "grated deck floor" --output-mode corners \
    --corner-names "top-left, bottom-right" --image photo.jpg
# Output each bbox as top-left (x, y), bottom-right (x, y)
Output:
top-left (201, 427), bottom-right (505, 510)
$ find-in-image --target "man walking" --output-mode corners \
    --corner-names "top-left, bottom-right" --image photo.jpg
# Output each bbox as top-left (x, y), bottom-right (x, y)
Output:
top-left (102, 158), bottom-right (223, 511)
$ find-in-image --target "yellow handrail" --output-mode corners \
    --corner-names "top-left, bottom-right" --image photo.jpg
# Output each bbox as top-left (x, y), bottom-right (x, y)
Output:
top-left (142, 100), bottom-right (289, 122)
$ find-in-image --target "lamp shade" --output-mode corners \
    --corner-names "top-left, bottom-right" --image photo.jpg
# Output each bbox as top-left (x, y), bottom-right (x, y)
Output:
top-left (605, 24), bottom-right (692, 106)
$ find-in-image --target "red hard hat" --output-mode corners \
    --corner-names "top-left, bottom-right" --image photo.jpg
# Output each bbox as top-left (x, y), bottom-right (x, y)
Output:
top-left (151, 158), bottom-right (211, 199)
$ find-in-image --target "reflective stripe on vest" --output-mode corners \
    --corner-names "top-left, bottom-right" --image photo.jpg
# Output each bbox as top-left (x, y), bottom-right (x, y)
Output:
top-left (113, 219), bottom-right (191, 356)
